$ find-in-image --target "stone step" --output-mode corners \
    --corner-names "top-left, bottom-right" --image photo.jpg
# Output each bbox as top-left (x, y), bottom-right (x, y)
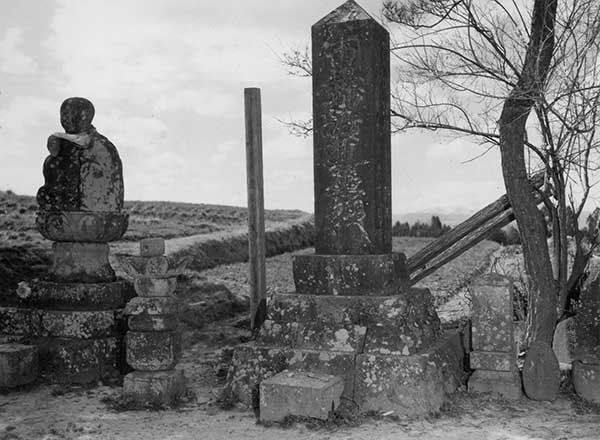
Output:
top-left (0, 343), bottom-right (38, 388)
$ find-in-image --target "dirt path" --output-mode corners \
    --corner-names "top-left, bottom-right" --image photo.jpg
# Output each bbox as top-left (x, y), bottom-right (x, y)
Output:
top-left (109, 215), bottom-right (313, 258)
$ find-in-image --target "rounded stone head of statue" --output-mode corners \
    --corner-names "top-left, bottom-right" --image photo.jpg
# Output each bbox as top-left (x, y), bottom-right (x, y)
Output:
top-left (60, 97), bottom-right (95, 134)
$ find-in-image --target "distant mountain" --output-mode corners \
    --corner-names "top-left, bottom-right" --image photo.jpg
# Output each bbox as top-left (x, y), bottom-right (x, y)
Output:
top-left (392, 209), bottom-right (475, 227)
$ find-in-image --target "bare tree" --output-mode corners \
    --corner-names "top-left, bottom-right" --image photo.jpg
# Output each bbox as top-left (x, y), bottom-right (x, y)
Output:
top-left (382, 0), bottom-right (600, 345)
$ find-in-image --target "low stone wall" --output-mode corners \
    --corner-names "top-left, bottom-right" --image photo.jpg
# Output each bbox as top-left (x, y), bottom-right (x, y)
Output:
top-left (171, 217), bottom-right (315, 272)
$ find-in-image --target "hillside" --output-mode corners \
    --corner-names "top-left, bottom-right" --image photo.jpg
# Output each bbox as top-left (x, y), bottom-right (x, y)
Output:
top-left (0, 190), bottom-right (307, 247)
top-left (0, 189), bottom-right (311, 296)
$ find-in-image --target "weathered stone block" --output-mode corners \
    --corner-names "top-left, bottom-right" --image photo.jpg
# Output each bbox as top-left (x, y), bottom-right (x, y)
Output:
top-left (133, 277), bottom-right (177, 297)
top-left (51, 242), bottom-right (115, 283)
top-left (38, 337), bottom-right (119, 384)
top-left (312, 0), bottom-right (391, 255)
top-left (470, 274), bottom-right (514, 352)
top-left (354, 333), bottom-right (463, 416)
top-left (41, 310), bottom-right (116, 338)
top-left (36, 211), bottom-right (128, 243)
top-left (124, 297), bottom-right (178, 316)
top-left (468, 368), bottom-right (522, 399)
top-left (126, 331), bottom-right (181, 371)
top-left (224, 344), bottom-right (356, 408)
top-left (572, 361), bottom-right (600, 404)
top-left (0, 344), bottom-right (38, 388)
top-left (0, 307), bottom-right (42, 336)
top-left (140, 238), bottom-right (165, 257)
top-left (11, 280), bottom-right (134, 310)
top-left (123, 369), bottom-right (186, 406)
top-left (128, 314), bottom-right (178, 332)
top-left (293, 254), bottom-right (406, 296)
top-left (470, 350), bottom-right (514, 372)
top-left (260, 371), bottom-right (344, 422)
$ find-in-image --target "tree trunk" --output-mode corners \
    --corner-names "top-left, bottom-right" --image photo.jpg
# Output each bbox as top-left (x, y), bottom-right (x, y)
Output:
top-left (498, 0), bottom-right (558, 346)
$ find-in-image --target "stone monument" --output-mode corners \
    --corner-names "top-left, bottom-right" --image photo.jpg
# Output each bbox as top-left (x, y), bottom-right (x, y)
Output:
top-left (224, 1), bottom-right (463, 417)
top-left (0, 97), bottom-right (133, 384)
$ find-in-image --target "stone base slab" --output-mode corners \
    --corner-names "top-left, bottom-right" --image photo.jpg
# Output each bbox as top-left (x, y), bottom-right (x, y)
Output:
top-left (36, 210), bottom-right (128, 243)
top-left (51, 242), bottom-right (115, 283)
top-left (0, 344), bottom-right (38, 388)
top-left (573, 361), bottom-right (600, 404)
top-left (260, 370), bottom-right (344, 422)
top-left (0, 307), bottom-right (121, 339)
top-left (468, 369), bottom-right (522, 400)
top-left (224, 332), bottom-right (463, 415)
top-left (0, 307), bottom-right (42, 337)
top-left (123, 369), bottom-right (186, 406)
top-left (259, 292), bottom-right (440, 356)
top-left (292, 253), bottom-right (408, 296)
top-left (0, 280), bottom-right (134, 310)
top-left (36, 336), bottom-right (120, 384)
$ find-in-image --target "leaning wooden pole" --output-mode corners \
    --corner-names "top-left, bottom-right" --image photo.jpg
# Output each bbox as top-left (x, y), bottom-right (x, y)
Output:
top-left (244, 88), bottom-right (267, 332)
top-left (408, 172), bottom-right (545, 279)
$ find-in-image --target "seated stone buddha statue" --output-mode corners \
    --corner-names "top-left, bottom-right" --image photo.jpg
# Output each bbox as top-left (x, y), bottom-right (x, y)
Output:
top-left (37, 97), bottom-right (124, 212)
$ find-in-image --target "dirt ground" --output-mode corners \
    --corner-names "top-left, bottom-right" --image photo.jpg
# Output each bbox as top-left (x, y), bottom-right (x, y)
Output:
top-left (2, 320), bottom-right (599, 440)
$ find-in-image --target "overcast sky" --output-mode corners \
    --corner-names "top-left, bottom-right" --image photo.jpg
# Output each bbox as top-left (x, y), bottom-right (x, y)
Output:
top-left (1, 0), bottom-right (507, 215)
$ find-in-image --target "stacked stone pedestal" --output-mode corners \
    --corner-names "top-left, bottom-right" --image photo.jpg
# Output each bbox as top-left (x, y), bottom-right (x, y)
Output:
top-left (0, 212), bottom-right (132, 384)
top-left (468, 274), bottom-right (522, 399)
top-left (121, 239), bottom-right (187, 406)
top-left (226, 287), bottom-right (463, 415)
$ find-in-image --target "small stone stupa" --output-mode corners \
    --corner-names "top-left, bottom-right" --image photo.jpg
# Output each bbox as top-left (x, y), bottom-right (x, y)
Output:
top-left (224, 1), bottom-right (463, 417)
top-left (0, 97), bottom-right (133, 384)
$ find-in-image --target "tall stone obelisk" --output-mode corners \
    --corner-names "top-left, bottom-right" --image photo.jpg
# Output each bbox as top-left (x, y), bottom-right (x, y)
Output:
top-left (293, 0), bottom-right (406, 297)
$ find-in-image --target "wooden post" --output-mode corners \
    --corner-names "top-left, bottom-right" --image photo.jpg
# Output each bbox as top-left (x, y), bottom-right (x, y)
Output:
top-left (244, 88), bottom-right (266, 331)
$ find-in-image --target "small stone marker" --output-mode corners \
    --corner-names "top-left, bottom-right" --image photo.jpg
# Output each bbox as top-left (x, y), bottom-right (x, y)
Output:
top-left (260, 370), bottom-right (344, 422)
top-left (522, 340), bottom-right (560, 401)
top-left (0, 344), bottom-right (38, 388)
top-left (468, 274), bottom-right (522, 399)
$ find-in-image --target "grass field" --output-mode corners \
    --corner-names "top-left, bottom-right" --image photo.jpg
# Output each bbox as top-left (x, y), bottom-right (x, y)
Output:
top-left (0, 189), bottom-right (307, 247)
